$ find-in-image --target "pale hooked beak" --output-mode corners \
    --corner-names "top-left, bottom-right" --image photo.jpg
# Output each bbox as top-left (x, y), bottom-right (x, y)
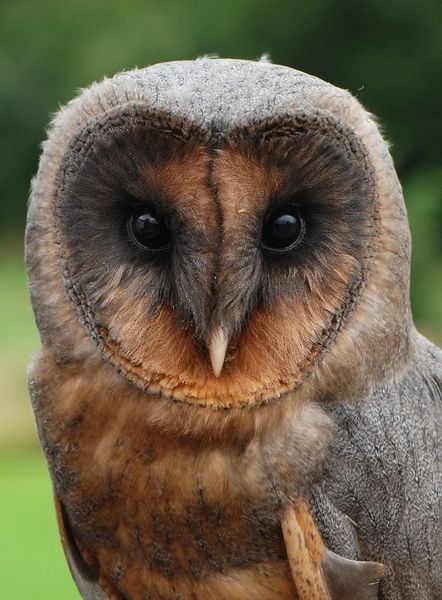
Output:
top-left (209, 326), bottom-right (228, 377)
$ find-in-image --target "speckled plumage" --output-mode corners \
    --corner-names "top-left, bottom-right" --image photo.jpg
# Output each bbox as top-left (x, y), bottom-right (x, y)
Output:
top-left (26, 58), bottom-right (441, 599)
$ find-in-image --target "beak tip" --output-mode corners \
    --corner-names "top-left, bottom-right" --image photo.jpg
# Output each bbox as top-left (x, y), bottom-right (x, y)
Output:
top-left (212, 366), bottom-right (222, 378)
top-left (209, 326), bottom-right (228, 378)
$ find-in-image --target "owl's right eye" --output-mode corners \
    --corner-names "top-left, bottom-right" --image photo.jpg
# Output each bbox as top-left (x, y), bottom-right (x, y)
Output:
top-left (127, 207), bottom-right (171, 251)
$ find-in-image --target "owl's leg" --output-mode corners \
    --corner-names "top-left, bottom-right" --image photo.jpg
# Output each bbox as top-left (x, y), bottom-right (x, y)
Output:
top-left (281, 501), bottom-right (384, 600)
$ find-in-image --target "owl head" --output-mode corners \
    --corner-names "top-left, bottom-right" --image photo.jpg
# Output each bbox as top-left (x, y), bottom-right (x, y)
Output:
top-left (26, 58), bottom-right (412, 418)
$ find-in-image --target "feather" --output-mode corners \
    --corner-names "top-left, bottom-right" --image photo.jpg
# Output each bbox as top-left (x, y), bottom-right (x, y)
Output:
top-left (54, 496), bottom-right (110, 600)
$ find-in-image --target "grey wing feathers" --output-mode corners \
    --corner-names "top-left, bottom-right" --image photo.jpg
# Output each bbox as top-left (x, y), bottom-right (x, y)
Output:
top-left (313, 332), bottom-right (442, 599)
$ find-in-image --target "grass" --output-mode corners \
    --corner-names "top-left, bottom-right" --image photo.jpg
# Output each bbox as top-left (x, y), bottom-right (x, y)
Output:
top-left (0, 242), bottom-right (78, 597)
top-left (0, 241), bottom-right (39, 448)
top-left (0, 451), bottom-right (78, 599)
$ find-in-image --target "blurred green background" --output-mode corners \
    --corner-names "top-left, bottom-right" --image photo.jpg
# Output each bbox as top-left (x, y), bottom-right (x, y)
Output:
top-left (0, 0), bottom-right (441, 597)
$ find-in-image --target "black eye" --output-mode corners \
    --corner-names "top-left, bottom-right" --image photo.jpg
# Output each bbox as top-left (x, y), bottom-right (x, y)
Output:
top-left (262, 205), bottom-right (305, 251)
top-left (127, 207), bottom-right (171, 251)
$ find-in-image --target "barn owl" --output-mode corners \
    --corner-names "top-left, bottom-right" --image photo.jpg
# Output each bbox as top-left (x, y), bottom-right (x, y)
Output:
top-left (26, 58), bottom-right (441, 600)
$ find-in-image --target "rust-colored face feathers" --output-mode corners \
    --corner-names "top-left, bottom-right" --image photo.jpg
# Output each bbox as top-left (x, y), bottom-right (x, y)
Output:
top-left (49, 112), bottom-right (374, 408)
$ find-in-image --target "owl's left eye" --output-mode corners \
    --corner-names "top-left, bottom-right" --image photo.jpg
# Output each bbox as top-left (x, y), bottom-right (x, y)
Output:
top-left (127, 207), bottom-right (171, 251)
top-left (262, 205), bottom-right (305, 252)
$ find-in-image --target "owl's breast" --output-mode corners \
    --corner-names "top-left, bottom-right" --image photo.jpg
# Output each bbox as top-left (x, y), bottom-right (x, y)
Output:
top-left (72, 450), bottom-right (298, 599)
top-left (31, 351), bottom-right (331, 600)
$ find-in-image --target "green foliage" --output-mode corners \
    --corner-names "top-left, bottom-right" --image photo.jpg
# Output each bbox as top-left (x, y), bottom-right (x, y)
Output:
top-left (1, 0), bottom-right (441, 226)
top-left (407, 168), bottom-right (442, 327)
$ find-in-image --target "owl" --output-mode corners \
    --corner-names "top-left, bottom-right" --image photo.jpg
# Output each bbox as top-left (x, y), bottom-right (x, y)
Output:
top-left (26, 58), bottom-right (441, 600)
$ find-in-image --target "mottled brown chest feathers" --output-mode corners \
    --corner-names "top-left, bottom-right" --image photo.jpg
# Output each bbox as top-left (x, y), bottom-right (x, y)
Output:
top-left (31, 351), bottom-right (334, 599)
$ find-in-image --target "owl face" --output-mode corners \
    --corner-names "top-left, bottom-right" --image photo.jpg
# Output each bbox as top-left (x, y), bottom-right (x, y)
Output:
top-left (28, 59), bottom-right (411, 412)
top-left (55, 105), bottom-right (374, 408)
